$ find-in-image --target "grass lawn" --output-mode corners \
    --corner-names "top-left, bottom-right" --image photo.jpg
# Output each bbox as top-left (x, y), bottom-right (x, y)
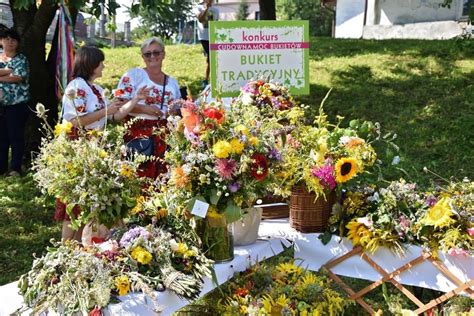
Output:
top-left (0, 37), bottom-right (472, 313)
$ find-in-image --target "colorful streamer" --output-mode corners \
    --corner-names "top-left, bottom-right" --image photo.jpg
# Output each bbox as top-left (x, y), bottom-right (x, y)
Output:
top-left (55, 1), bottom-right (75, 99)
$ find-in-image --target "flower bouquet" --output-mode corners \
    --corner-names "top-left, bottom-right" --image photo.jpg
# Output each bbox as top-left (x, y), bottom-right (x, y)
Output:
top-left (236, 78), bottom-right (295, 116)
top-left (324, 178), bottom-right (473, 257)
top-left (33, 121), bottom-right (143, 229)
top-left (278, 103), bottom-right (377, 232)
top-left (164, 97), bottom-right (284, 261)
top-left (213, 259), bottom-right (351, 315)
top-left (19, 212), bottom-right (213, 314)
top-left (414, 178), bottom-right (473, 257)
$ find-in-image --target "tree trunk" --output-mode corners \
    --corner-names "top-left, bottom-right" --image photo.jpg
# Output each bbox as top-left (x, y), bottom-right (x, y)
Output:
top-left (10, 0), bottom-right (59, 163)
top-left (259, 0), bottom-right (276, 20)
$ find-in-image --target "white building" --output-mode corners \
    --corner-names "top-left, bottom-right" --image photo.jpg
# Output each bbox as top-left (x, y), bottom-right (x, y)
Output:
top-left (214, 0), bottom-right (260, 20)
top-left (330, 0), bottom-right (472, 39)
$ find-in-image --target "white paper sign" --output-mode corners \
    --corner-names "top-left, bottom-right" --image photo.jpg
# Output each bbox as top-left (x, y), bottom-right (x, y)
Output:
top-left (191, 199), bottom-right (210, 218)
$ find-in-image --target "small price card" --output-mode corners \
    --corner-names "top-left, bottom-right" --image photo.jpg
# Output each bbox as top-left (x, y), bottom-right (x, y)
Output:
top-left (191, 199), bottom-right (210, 218)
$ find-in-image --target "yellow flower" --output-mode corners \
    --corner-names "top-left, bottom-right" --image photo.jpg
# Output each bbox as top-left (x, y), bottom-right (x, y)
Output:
top-left (299, 273), bottom-right (321, 288)
top-left (274, 262), bottom-right (303, 279)
top-left (287, 106), bottom-right (305, 124)
top-left (213, 140), bottom-right (232, 158)
top-left (248, 136), bottom-right (259, 146)
top-left (346, 219), bottom-right (372, 247)
top-left (175, 242), bottom-right (188, 254)
top-left (131, 246), bottom-right (153, 265)
top-left (234, 124), bottom-right (250, 136)
top-left (335, 157), bottom-right (358, 183)
top-left (99, 150), bottom-right (108, 158)
top-left (131, 196), bottom-right (145, 215)
top-left (422, 197), bottom-right (454, 229)
top-left (53, 121), bottom-right (73, 137)
top-left (230, 139), bottom-right (245, 155)
top-left (120, 164), bottom-right (134, 178)
top-left (156, 208), bottom-right (168, 219)
top-left (114, 275), bottom-right (130, 296)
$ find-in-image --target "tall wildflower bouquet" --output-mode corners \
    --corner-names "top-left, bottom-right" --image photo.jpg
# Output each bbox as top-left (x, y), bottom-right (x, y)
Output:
top-left (164, 97), bottom-right (284, 222)
top-left (32, 108), bottom-right (143, 228)
top-left (277, 102), bottom-right (377, 199)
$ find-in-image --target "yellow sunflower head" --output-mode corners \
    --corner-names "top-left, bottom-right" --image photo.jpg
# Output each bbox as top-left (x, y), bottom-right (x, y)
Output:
top-left (422, 197), bottom-right (454, 229)
top-left (114, 275), bottom-right (130, 296)
top-left (346, 219), bottom-right (372, 247)
top-left (335, 157), bottom-right (358, 183)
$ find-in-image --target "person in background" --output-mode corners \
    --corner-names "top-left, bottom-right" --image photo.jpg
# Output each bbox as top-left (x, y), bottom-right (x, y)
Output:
top-left (0, 29), bottom-right (30, 177)
top-left (116, 37), bottom-right (181, 179)
top-left (57, 45), bottom-right (149, 241)
top-left (194, 0), bottom-right (219, 88)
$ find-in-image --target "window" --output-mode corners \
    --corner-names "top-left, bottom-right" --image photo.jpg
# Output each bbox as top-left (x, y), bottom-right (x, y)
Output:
top-left (463, 0), bottom-right (473, 16)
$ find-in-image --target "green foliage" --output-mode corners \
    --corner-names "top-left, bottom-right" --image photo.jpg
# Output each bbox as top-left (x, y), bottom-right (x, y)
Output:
top-left (129, 0), bottom-right (193, 39)
top-left (276, 0), bottom-right (333, 36)
top-left (236, 0), bottom-right (250, 21)
top-left (0, 174), bottom-right (59, 285)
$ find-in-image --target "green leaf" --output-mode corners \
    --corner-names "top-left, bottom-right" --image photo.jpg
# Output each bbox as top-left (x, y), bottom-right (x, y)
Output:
top-left (224, 201), bottom-right (241, 223)
top-left (210, 189), bottom-right (220, 205)
top-left (318, 231), bottom-right (333, 245)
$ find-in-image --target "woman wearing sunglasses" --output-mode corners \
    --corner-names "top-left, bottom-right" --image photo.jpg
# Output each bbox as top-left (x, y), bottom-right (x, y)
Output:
top-left (116, 37), bottom-right (181, 179)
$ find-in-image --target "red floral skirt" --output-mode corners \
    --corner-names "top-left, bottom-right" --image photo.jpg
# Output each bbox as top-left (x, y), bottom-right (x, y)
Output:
top-left (124, 117), bottom-right (168, 179)
top-left (54, 198), bottom-right (82, 221)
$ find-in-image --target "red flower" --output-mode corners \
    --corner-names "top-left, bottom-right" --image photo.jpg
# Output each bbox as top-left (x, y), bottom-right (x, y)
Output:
top-left (203, 107), bottom-right (225, 124)
top-left (122, 76), bottom-right (130, 83)
top-left (91, 237), bottom-right (105, 244)
top-left (77, 89), bottom-right (86, 97)
top-left (124, 86), bottom-right (133, 93)
top-left (251, 153), bottom-right (268, 181)
top-left (235, 287), bottom-right (249, 297)
top-left (88, 307), bottom-right (102, 316)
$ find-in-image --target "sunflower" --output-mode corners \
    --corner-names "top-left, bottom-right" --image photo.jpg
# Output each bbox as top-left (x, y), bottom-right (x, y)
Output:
top-left (114, 275), bottom-right (130, 296)
top-left (422, 197), bottom-right (454, 229)
top-left (335, 157), bottom-right (358, 183)
top-left (346, 219), bottom-right (372, 247)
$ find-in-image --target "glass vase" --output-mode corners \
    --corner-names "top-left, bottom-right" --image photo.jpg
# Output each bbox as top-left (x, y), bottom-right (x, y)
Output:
top-left (197, 212), bottom-right (234, 263)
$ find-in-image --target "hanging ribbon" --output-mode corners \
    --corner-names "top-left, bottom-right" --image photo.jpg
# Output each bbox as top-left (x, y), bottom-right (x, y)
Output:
top-left (55, 1), bottom-right (75, 99)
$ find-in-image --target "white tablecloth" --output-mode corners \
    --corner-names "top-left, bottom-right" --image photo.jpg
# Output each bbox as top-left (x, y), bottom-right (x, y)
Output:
top-left (259, 218), bottom-right (474, 294)
top-left (0, 237), bottom-right (290, 316)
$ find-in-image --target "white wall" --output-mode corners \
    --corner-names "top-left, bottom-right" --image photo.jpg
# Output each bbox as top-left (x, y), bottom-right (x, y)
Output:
top-left (335, 0), bottom-right (366, 38)
top-left (366, 0), bottom-right (462, 26)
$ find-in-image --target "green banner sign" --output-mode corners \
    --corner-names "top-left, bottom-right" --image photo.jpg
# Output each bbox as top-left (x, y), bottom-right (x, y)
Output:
top-left (209, 20), bottom-right (310, 97)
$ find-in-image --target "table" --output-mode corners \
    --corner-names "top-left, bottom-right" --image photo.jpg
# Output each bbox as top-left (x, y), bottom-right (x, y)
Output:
top-left (0, 237), bottom-right (290, 316)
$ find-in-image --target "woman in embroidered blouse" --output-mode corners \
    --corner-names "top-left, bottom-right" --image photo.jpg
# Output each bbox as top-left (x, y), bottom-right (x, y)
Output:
top-left (58, 46), bottom-right (149, 241)
top-left (0, 29), bottom-right (30, 177)
top-left (116, 37), bottom-right (181, 179)
top-left (62, 46), bottom-right (148, 130)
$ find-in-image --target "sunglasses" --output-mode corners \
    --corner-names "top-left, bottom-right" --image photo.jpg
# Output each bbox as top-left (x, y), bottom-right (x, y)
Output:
top-left (142, 50), bottom-right (163, 58)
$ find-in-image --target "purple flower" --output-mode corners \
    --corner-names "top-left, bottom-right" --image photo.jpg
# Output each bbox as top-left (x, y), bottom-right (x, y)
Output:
top-left (119, 226), bottom-right (149, 247)
top-left (268, 147), bottom-right (282, 161)
top-left (311, 164), bottom-right (336, 190)
top-left (228, 182), bottom-right (241, 193)
top-left (426, 195), bottom-right (437, 207)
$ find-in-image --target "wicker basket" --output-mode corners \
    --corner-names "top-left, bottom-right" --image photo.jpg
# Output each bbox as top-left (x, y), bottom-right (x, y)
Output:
top-left (259, 196), bottom-right (289, 219)
top-left (289, 185), bottom-right (336, 233)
